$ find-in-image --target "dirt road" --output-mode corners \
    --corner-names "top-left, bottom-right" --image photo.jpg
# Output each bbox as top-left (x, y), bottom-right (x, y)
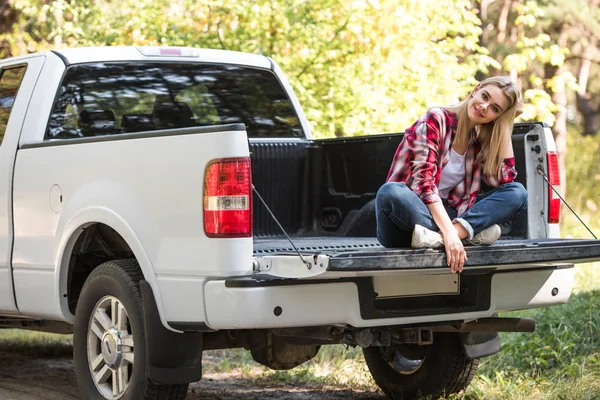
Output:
top-left (0, 349), bottom-right (385, 400)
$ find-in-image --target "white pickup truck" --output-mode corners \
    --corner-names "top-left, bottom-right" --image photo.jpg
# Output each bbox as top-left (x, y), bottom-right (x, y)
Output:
top-left (0, 46), bottom-right (598, 400)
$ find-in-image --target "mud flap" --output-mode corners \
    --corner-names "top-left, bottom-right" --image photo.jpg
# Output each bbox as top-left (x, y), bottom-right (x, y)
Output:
top-left (460, 331), bottom-right (501, 359)
top-left (140, 280), bottom-right (204, 384)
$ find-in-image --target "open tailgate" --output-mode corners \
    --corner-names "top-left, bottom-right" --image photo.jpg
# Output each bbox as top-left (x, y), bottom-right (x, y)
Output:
top-left (252, 237), bottom-right (600, 279)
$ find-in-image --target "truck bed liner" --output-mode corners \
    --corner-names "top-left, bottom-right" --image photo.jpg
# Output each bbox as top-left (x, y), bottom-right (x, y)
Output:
top-left (253, 237), bottom-right (600, 271)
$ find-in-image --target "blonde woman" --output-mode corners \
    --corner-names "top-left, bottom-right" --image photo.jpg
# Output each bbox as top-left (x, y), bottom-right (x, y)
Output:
top-left (376, 76), bottom-right (528, 274)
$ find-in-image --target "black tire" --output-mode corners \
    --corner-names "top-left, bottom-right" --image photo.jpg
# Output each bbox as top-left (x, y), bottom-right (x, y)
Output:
top-left (363, 333), bottom-right (478, 400)
top-left (73, 259), bottom-right (189, 400)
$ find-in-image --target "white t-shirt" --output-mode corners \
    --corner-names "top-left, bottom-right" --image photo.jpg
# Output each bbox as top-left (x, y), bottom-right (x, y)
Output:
top-left (438, 148), bottom-right (466, 199)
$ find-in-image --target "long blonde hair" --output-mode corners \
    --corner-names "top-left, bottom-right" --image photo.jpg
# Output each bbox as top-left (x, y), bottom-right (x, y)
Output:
top-left (446, 76), bottom-right (523, 178)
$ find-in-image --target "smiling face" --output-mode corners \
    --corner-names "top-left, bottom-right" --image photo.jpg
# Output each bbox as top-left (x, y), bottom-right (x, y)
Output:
top-left (467, 84), bottom-right (511, 125)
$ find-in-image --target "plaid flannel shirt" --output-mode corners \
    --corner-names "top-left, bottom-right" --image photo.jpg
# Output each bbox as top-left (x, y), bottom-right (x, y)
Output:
top-left (385, 107), bottom-right (517, 216)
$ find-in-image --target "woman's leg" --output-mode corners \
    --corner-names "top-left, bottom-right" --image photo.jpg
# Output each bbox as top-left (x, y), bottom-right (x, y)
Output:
top-left (455, 182), bottom-right (528, 239)
top-left (375, 182), bottom-right (456, 247)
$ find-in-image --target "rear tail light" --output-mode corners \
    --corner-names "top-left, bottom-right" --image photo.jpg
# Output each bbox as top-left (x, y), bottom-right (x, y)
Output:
top-left (203, 158), bottom-right (252, 238)
top-left (546, 152), bottom-right (561, 224)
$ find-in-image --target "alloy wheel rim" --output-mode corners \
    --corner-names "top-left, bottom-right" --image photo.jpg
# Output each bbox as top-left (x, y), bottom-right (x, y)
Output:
top-left (87, 295), bottom-right (135, 399)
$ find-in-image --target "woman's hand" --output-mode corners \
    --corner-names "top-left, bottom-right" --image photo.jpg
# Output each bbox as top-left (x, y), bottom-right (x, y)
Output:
top-left (442, 231), bottom-right (467, 273)
top-left (426, 201), bottom-right (468, 273)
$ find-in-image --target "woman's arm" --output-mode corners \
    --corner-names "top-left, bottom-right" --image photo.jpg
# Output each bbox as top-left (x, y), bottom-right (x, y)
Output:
top-left (427, 202), bottom-right (467, 273)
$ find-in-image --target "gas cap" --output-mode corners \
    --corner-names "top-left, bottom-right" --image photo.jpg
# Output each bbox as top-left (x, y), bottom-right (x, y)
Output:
top-left (49, 184), bottom-right (63, 213)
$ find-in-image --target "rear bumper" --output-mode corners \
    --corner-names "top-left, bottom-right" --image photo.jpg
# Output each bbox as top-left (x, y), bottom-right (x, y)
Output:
top-left (202, 266), bottom-right (574, 330)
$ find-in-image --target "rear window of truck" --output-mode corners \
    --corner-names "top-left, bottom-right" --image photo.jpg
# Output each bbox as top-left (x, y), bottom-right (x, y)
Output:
top-left (45, 62), bottom-right (303, 139)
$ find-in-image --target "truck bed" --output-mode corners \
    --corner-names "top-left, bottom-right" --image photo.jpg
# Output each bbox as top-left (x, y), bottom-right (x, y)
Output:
top-left (253, 237), bottom-right (600, 271)
top-left (250, 125), bottom-right (534, 241)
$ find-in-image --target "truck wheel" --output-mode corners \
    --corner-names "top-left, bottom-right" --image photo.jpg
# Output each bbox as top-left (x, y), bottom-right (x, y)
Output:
top-left (73, 259), bottom-right (189, 400)
top-left (363, 333), bottom-right (478, 399)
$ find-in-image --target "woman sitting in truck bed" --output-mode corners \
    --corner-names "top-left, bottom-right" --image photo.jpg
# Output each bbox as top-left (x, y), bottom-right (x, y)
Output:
top-left (376, 76), bottom-right (527, 274)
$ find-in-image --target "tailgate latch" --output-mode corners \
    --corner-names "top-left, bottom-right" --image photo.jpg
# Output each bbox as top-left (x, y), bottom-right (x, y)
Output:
top-left (252, 254), bottom-right (330, 279)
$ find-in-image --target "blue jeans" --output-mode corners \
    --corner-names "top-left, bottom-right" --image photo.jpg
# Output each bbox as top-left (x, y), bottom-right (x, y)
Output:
top-left (375, 182), bottom-right (528, 248)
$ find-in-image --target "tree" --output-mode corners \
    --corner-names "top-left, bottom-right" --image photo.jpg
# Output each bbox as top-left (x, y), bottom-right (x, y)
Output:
top-left (477, 0), bottom-right (578, 196)
top-left (575, 34), bottom-right (600, 136)
top-left (532, 0), bottom-right (600, 193)
top-left (0, 0), bottom-right (495, 138)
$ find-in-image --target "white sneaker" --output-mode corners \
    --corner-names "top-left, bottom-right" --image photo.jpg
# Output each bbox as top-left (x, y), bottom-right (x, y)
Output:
top-left (466, 224), bottom-right (501, 246)
top-left (411, 224), bottom-right (444, 248)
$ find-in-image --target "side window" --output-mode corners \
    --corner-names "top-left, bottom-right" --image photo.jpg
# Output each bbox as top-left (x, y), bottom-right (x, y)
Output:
top-left (45, 62), bottom-right (304, 139)
top-left (0, 66), bottom-right (27, 145)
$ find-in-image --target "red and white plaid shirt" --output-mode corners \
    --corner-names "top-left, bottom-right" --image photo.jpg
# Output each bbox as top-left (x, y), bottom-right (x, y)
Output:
top-left (385, 107), bottom-right (517, 216)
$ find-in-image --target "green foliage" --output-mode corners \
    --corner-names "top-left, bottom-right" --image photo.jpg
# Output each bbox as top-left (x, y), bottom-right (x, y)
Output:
top-left (1, 0), bottom-right (497, 138)
top-left (482, 0), bottom-right (571, 125)
top-left (466, 370), bottom-right (600, 400)
top-left (564, 126), bottom-right (600, 237)
top-left (479, 291), bottom-right (599, 377)
top-left (465, 283), bottom-right (600, 399)
top-left (3, 0), bottom-right (596, 140)
top-left (0, 329), bottom-right (72, 357)
top-left (168, 0), bottom-right (493, 138)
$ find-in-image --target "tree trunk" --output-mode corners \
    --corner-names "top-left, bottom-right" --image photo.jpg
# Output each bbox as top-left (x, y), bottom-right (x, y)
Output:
top-left (545, 26), bottom-right (569, 199)
top-left (577, 41), bottom-right (594, 94)
top-left (497, 0), bottom-right (512, 44)
top-left (576, 93), bottom-right (600, 136)
top-left (552, 69), bottom-right (568, 198)
top-left (576, 36), bottom-right (599, 135)
top-left (0, 2), bottom-right (19, 57)
top-left (476, 0), bottom-right (492, 81)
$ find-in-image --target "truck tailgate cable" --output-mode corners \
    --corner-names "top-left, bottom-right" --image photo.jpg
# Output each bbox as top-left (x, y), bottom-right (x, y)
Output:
top-left (536, 165), bottom-right (597, 239)
top-left (252, 185), bottom-right (313, 269)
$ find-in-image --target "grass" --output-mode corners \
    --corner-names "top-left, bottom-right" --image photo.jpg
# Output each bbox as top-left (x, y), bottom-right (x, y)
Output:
top-left (202, 344), bottom-right (378, 391)
top-left (466, 283), bottom-right (600, 399)
top-left (574, 262), bottom-right (600, 293)
top-left (563, 127), bottom-right (600, 242)
top-left (0, 329), bottom-right (72, 357)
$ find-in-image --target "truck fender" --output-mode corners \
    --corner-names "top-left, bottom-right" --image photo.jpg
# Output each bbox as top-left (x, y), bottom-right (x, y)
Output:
top-left (54, 207), bottom-right (174, 331)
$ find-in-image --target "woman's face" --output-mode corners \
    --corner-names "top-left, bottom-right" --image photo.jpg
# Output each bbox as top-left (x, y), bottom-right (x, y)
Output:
top-left (467, 84), bottom-right (510, 125)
